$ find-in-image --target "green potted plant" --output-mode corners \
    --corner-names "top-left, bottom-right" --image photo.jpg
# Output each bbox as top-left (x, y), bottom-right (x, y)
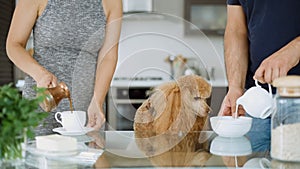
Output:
top-left (0, 83), bottom-right (48, 165)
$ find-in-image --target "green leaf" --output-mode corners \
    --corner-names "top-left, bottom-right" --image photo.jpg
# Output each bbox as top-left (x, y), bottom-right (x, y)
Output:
top-left (0, 83), bottom-right (49, 160)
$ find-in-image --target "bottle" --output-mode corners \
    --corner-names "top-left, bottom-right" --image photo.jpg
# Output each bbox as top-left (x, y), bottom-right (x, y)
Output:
top-left (39, 82), bottom-right (70, 112)
top-left (271, 75), bottom-right (300, 162)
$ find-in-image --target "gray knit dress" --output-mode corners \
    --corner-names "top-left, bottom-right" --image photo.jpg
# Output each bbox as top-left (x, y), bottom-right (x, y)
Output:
top-left (23, 0), bottom-right (106, 135)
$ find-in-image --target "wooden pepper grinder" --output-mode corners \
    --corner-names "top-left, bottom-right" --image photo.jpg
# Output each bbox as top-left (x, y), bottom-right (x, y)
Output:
top-left (39, 82), bottom-right (71, 112)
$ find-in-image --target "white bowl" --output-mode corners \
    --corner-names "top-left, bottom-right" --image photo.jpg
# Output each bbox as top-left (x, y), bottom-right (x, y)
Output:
top-left (243, 158), bottom-right (271, 168)
top-left (210, 136), bottom-right (252, 156)
top-left (210, 116), bottom-right (252, 137)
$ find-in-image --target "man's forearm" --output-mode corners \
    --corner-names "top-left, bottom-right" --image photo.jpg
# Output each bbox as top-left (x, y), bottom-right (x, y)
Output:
top-left (224, 5), bottom-right (249, 90)
top-left (224, 28), bottom-right (249, 89)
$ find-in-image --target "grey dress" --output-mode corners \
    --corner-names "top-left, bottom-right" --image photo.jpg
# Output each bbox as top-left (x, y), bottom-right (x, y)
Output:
top-left (23, 0), bottom-right (106, 135)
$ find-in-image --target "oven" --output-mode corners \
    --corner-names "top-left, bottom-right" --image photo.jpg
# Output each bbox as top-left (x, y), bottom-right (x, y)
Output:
top-left (107, 77), bottom-right (163, 130)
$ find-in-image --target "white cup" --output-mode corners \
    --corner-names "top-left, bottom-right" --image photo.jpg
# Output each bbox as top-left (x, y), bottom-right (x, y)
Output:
top-left (54, 111), bottom-right (86, 131)
top-left (236, 80), bottom-right (275, 119)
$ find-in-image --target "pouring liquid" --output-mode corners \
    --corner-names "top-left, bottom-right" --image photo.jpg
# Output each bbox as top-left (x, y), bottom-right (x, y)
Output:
top-left (234, 103), bottom-right (239, 119)
top-left (234, 99), bottom-right (242, 119)
top-left (68, 96), bottom-right (74, 113)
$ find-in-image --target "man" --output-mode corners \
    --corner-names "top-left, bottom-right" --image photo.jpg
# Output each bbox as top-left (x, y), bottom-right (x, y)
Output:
top-left (219, 0), bottom-right (300, 151)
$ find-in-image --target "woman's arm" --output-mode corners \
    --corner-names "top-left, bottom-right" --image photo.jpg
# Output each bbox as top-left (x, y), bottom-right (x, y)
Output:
top-left (93, 0), bottom-right (122, 106)
top-left (87, 0), bottom-right (122, 129)
top-left (6, 0), bottom-right (58, 88)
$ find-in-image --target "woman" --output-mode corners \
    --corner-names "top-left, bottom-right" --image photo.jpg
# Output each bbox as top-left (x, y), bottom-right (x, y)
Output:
top-left (6, 0), bottom-right (122, 135)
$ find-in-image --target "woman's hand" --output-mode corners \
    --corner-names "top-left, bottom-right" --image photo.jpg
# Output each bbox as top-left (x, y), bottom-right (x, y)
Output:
top-left (35, 71), bottom-right (58, 88)
top-left (87, 96), bottom-right (106, 130)
top-left (86, 130), bottom-right (105, 149)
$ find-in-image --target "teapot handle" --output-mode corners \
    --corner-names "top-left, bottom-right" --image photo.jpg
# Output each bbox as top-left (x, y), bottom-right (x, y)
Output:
top-left (255, 80), bottom-right (273, 97)
top-left (268, 83), bottom-right (272, 97)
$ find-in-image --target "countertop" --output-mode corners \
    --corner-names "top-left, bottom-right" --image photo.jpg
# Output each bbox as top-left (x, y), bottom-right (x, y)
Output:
top-left (111, 79), bottom-right (228, 88)
top-left (18, 130), bottom-right (299, 169)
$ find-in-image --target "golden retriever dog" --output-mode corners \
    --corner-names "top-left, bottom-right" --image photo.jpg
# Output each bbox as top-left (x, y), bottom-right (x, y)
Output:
top-left (134, 75), bottom-right (212, 135)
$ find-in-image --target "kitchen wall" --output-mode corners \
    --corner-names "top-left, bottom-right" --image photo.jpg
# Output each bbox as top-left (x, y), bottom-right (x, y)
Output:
top-left (116, 0), bottom-right (226, 84)
top-left (116, 15), bottom-right (226, 83)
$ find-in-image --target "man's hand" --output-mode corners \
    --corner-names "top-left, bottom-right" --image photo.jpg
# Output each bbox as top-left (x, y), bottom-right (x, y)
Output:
top-left (218, 87), bottom-right (245, 117)
top-left (254, 37), bottom-right (300, 83)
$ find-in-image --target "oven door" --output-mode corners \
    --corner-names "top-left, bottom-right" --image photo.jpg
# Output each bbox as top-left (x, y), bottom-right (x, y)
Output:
top-left (107, 87), bottom-right (150, 130)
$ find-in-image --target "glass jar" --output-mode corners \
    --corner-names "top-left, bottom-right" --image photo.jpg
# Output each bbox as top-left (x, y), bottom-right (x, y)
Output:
top-left (271, 75), bottom-right (300, 162)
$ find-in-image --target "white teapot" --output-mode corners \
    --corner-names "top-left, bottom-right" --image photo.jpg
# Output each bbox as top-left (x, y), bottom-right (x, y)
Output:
top-left (236, 80), bottom-right (275, 119)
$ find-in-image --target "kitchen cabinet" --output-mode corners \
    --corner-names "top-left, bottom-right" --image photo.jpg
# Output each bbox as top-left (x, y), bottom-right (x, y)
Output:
top-left (184, 0), bottom-right (227, 35)
top-left (123, 0), bottom-right (153, 13)
top-left (153, 0), bottom-right (184, 18)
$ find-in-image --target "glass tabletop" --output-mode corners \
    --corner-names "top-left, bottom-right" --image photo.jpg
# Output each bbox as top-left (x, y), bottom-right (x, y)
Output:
top-left (22, 130), bottom-right (299, 169)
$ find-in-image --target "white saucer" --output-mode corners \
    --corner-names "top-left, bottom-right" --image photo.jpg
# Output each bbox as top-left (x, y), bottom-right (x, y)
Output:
top-left (53, 127), bottom-right (94, 136)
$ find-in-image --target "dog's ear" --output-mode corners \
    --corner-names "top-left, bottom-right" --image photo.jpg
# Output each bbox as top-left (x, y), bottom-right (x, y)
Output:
top-left (150, 82), bottom-right (178, 118)
top-left (134, 83), bottom-right (176, 125)
top-left (151, 82), bottom-right (180, 133)
top-left (134, 82), bottom-right (180, 134)
top-left (134, 99), bottom-right (153, 124)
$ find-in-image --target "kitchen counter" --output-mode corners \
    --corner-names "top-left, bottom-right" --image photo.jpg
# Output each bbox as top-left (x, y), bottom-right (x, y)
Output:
top-left (111, 78), bottom-right (228, 88)
top-left (18, 130), bottom-right (300, 168)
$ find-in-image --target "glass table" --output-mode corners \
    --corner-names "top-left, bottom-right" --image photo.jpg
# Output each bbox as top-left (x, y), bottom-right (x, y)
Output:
top-left (18, 130), bottom-right (300, 168)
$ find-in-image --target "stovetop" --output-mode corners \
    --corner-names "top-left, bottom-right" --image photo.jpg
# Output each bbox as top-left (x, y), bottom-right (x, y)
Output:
top-left (112, 76), bottom-right (166, 87)
top-left (113, 76), bottom-right (163, 81)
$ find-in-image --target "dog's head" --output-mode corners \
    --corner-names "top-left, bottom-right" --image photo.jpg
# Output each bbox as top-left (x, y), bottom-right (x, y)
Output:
top-left (134, 75), bottom-right (212, 134)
